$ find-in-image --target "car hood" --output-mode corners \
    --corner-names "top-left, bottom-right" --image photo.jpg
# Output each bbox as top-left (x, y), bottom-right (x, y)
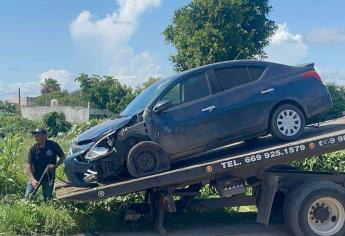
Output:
top-left (75, 116), bottom-right (133, 143)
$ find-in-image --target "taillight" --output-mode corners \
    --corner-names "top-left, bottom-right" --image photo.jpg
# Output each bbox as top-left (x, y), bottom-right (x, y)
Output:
top-left (300, 70), bottom-right (322, 82)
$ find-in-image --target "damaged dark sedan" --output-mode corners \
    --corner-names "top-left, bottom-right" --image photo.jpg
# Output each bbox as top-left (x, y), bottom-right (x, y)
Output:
top-left (65, 60), bottom-right (332, 187)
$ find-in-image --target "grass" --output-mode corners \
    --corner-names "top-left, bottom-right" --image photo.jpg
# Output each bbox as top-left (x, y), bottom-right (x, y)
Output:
top-left (0, 200), bottom-right (77, 235)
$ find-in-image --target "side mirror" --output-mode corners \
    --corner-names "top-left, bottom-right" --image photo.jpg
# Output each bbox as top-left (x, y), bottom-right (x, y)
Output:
top-left (153, 100), bottom-right (172, 113)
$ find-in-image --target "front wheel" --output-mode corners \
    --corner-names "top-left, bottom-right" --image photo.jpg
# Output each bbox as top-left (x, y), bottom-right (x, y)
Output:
top-left (270, 104), bottom-right (305, 141)
top-left (127, 141), bottom-right (170, 178)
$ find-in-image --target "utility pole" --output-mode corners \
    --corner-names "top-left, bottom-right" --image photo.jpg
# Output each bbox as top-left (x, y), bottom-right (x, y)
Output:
top-left (18, 88), bottom-right (21, 114)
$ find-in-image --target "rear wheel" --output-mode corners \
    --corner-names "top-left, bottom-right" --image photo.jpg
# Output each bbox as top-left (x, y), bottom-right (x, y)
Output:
top-left (284, 181), bottom-right (345, 236)
top-left (127, 141), bottom-right (170, 178)
top-left (270, 104), bottom-right (305, 141)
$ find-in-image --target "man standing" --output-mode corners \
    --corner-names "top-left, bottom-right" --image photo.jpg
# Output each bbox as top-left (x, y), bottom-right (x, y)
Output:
top-left (25, 128), bottom-right (66, 201)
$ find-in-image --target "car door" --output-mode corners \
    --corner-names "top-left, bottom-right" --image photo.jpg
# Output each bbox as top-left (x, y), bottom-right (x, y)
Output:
top-left (152, 71), bottom-right (226, 157)
top-left (212, 65), bottom-right (276, 138)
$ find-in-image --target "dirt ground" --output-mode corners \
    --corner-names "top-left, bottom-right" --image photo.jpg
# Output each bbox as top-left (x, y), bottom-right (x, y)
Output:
top-left (80, 224), bottom-right (292, 236)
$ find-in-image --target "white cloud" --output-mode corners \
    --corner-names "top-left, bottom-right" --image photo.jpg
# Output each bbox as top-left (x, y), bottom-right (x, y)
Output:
top-left (0, 81), bottom-right (40, 99)
top-left (0, 69), bottom-right (76, 100)
top-left (39, 69), bottom-right (77, 91)
top-left (306, 28), bottom-right (345, 44)
top-left (109, 47), bottom-right (162, 87)
top-left (265, 23), bottom-right (308, 65)
top-left (70, 0), bottom-right (162, 88)
top-left (70, 0), bottom-right (160, 56)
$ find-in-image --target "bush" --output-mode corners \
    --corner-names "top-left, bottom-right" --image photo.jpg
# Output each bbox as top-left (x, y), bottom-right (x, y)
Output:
top-left (0, 101), bottom-right (18, 114)
top-left (310, 83), bottom-right (345, 123)
top-left (43, 112), bottom-right (72, 137)
top-left (0, 112), bottom-right (38, 135)
top-left (292, 151), bottom-right (345, 172)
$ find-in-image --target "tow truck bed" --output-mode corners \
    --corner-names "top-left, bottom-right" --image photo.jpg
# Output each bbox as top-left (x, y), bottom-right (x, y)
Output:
top-left (56, 117), bottom-right (345, 201)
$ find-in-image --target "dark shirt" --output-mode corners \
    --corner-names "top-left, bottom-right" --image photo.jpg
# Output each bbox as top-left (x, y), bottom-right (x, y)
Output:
top-left (27, 140), bottom-right (64, 180)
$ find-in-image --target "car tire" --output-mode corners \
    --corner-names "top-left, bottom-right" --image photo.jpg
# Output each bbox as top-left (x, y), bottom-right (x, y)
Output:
top-left (283, 181), bottom-right (345, 236)
top-left (127, 141), bottom-right (170, 178)
top-left (270, 104), bottom-right (305, 141)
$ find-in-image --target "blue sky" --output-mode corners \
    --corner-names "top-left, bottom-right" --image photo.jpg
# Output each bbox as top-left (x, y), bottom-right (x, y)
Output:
top-left (0, 0), bottom-right (345, 100)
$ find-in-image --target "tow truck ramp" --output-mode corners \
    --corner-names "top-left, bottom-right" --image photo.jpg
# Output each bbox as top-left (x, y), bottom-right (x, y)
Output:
top-left (56, 117), bottom-right (345, 235)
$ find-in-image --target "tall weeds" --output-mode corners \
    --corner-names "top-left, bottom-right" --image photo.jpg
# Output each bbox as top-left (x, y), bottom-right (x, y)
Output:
top-left (0, 133), bottom-right (24, 195)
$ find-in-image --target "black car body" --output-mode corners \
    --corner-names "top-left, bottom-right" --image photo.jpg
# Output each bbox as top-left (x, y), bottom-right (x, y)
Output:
top-left (65, 60), bottom-right (332, 187)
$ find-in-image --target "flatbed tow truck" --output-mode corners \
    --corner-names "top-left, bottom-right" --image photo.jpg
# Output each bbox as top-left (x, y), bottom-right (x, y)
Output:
top-left (56, 117), bottom-right (345, 236)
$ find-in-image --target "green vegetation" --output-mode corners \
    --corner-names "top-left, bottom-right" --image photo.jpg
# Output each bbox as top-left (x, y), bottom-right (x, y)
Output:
top-left (293, 150), bottom-right (345, 172)
top-left (163, 0), bottom-right (277, 71)
top-left (0, 100), bottom-right (18, 114)
top-left (43, 112), bottom-right (72, 137)
top-left (32, 74), bottom-right (160, 116)
top-left (76, 73), bottom-right (135, 114)
top-left (32, 90), bottom-right (85, 107)
top-left (310, 83), bottom-right (345, 123)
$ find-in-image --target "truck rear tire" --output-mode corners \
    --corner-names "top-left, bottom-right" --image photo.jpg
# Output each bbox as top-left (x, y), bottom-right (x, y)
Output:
top-left (127, 141), bottom-right (170, 178)
top-left (283, 181), bottom-right (345, 236)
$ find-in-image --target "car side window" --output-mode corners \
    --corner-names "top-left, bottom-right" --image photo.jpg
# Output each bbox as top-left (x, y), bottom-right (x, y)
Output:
top-left (162, 83), bottom-right (181, 106)
top-left (182, 72), bottom-right (210, 103)
top-left (249, 66), bottom-right (266, 81)
top-left (161, 72), bottom-right (210, 106)
top-left (215, 67), bottom-right (252, 90)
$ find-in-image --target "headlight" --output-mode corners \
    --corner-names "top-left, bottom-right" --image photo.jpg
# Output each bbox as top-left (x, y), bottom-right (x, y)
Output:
top-left (85, 146), bottom-right (115, 161)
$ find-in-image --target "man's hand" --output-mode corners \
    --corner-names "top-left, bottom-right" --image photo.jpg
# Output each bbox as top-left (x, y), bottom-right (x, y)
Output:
top-left (31, 178), bottom-right (39, 188)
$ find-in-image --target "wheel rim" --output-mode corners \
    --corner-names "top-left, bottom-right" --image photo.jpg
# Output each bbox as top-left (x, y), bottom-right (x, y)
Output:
top-left (276, 109), bottom-right (301, 137)
top-left (134, 150), bottom-right (157, 173)
top-left (307, 197), bottom-right (345, 235)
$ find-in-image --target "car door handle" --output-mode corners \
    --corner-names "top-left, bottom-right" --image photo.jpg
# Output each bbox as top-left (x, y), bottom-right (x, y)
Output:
top-left (201, 105), bottom-right (216, 112)
top-left (261, 88), bottom-right (275, 94)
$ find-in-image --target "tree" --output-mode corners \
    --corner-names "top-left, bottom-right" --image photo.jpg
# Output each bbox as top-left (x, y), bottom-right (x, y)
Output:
top-left (133, 76), bottom-right (161, 96)
top-left (32, 90), bottom-right (86, 107)
top-left (75, 74), bottom-right (133, 114)
top-left (163, 0), bottom-right (277, 71)
top-left (40, 78), bottom-right (61, 94)
top-left (43, 112), bottom-right (71, 136)
top-left (309, 83), bottom-right (345, 123)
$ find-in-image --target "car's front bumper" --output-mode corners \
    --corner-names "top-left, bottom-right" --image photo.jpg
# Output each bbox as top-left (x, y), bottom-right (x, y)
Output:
top-left (64, 151), bottom-right (98, 187)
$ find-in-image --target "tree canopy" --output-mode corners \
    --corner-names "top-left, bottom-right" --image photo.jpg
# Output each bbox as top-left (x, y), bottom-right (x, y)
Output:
top-left (40, 78), bottom-right (61, 94)
top-left (163, 0), bottom-right (277, 71)
top-left (75, 74), bottom-right (134, 114)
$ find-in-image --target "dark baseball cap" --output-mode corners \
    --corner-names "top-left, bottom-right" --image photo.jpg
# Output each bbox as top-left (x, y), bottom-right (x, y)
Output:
top-left (31, 128), bottom-right (47, 135)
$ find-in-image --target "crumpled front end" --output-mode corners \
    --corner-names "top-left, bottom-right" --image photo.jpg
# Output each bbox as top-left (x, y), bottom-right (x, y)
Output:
top-left (64, 150), bottom-right (97, 187)
top-left (64, 133), bottom-right (127, 187)
top-left (63, 114), bottom-right (150, 187)
top-left (64, 116), bottom-right (135, 187)
top-left (64, 145), bottom-right (127, 187)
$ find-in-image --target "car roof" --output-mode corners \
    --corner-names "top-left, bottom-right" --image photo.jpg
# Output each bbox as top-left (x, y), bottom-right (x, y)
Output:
top-left (163, 60), bottom-right (301, 87)
top-left (175, 60), bottom-right (276, 77)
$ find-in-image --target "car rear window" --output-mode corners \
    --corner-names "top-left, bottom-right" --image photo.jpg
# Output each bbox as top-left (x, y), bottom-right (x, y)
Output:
top-left (249, 66), bottom-right (266, 81)
top-left (215, 67), bottom-right (252, 90)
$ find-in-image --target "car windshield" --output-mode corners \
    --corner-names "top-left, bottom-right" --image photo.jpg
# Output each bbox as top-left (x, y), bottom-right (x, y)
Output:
top-left (120, 78), bottom-right (172, 117)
